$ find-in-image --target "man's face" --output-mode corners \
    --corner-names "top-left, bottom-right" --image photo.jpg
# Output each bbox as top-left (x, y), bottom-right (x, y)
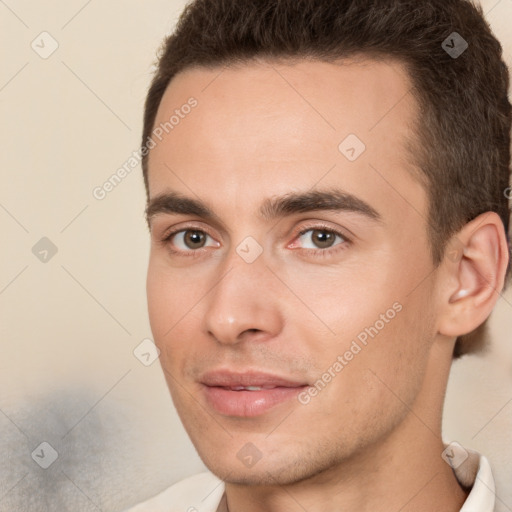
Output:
top-left (146, 59), bottom-right (440, 484)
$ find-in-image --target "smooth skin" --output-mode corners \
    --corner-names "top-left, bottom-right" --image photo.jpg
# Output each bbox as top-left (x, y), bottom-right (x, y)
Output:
top-left (145, 58), bottom-right (509, 512)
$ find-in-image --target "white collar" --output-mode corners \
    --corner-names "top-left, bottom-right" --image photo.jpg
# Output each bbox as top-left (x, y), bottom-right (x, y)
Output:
top-left (451, 445), bottom-right (495, 512)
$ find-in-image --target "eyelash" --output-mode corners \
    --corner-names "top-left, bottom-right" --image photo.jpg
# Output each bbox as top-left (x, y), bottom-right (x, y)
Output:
top-left (159, 223), bottom-right (351, 259)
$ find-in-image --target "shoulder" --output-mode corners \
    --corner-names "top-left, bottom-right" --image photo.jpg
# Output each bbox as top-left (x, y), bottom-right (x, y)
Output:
top-left (122, 472), bottom-right (225, 512)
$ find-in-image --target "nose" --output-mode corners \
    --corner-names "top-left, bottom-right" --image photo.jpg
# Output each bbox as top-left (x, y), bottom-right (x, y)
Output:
top-left (202, 251), bottom-right (283, 346)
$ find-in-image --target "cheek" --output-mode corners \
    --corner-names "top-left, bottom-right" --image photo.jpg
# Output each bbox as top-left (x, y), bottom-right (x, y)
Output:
top-left (146, 257), bottom-right (196, 336)
top-left (299, 262), bottom-right (435, 412)
top-left (146, 256), bottom-right (211, 377)
top-left (146, 259), bottom-right (189, 362)
top-left (303, 304), bottom-right (433, 451)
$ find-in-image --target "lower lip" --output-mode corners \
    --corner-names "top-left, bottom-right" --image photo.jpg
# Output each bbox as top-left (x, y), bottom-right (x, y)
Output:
top-left (202, 385), bottom-right (306, 417)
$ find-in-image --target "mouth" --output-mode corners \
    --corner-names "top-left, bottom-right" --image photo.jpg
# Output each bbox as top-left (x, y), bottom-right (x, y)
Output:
top-left (200, 370), bottom-right (309, 417)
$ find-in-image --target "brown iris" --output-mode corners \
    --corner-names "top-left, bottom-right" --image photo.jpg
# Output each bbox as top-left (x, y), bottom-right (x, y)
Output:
top-left (184, 230), bottom-right (207, 249)
top-left (309, 229), bottom-right (336, 249)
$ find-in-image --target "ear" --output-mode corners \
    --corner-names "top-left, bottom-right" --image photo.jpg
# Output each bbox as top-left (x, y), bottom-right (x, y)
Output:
top-left (437, 212), bottom-right (510, 338)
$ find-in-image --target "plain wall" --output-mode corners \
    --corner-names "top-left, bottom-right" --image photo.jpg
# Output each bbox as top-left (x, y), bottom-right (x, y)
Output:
top-left (0, 1), bottom-right (511, 510)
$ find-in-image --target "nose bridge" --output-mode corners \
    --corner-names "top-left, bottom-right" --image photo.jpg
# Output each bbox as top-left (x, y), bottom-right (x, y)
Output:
top-left (202, 242), bottom-right (281, 345)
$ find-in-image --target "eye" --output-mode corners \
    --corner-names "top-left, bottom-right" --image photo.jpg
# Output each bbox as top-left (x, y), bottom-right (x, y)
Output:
top-left (298, 228), bottom-right (342, 249)
top-left (291, 226), bottom-right (349, 254)
top-left (159, 224), bottom-right (349, 259)
top-left (163, 228), bottom-right (219, 253)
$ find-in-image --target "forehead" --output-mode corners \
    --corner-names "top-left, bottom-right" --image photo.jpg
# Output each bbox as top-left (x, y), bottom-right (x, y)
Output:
top-left (147, 58), bottom-right (425, 224)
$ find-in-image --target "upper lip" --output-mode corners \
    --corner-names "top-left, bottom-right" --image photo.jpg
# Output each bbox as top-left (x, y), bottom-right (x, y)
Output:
top-left (200, 370), bottom-right (307, 388)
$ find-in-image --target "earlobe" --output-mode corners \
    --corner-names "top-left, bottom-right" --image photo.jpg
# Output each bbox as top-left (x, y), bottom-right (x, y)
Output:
top-left (438, 213), bottom-right (509, 338)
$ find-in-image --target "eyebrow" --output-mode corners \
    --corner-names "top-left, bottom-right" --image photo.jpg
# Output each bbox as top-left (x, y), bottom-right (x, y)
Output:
top-left (145, 189), bottom-right (381, 227)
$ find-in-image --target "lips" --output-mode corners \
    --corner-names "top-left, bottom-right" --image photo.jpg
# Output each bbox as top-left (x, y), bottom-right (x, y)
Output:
top-left (200, 370), bottom-right (308, 417)
top-left (201, 370), bottom-right (307, 388)
top-left (222, 385), bottom-right (277, 391)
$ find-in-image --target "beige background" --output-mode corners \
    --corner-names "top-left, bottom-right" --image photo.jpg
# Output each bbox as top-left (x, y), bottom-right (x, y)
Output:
top-left (0, 1), bottom-right (511, 511)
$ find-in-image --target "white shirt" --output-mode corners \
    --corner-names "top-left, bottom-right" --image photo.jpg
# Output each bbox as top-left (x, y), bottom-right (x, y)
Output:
top-left (123, 447), bottom-right (495, 512)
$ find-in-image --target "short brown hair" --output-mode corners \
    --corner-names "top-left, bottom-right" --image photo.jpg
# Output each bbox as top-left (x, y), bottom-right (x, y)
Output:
top-left (141, 0), bottom-right (511, 358)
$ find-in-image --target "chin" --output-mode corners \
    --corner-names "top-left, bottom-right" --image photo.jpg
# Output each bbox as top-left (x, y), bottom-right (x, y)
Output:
top-left (207, 465), bottom-right (301, 487)
top-left (199, 448), bottom-right (336, 487)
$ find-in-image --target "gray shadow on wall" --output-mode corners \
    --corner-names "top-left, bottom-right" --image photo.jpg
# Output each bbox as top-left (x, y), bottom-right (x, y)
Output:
top-left (0, 388), bottom-right (135, 511)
